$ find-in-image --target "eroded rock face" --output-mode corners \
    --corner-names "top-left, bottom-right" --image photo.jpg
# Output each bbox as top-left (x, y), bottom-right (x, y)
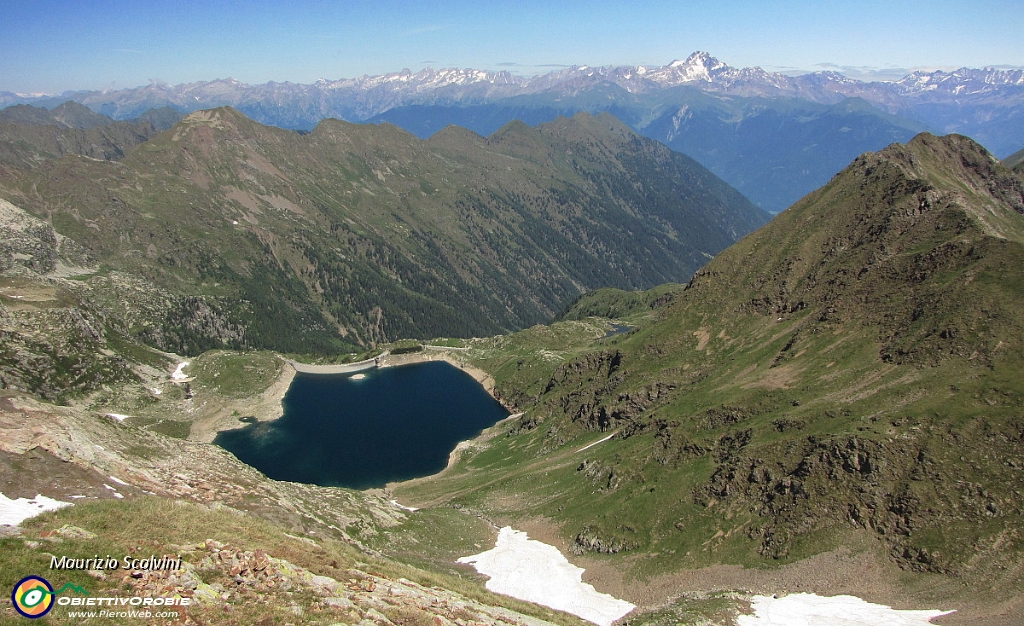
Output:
top-left (689, 428), bottom-right (1024, 570)
top-left (571, 525), bottom-right (639, 556)
top-left (0, 303), bottom-right (138, 401)
top-left (0, 198), bottom-right (94, 274)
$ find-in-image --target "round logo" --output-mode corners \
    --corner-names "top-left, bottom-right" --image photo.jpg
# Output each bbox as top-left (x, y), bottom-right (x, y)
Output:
top-left (11, 576), bottom-right (54, 619)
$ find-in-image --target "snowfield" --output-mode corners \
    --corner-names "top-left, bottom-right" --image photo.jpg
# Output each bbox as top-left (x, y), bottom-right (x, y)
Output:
top-left (458, 526), bottom-right (635, 626)
top-left (737, 593), bottom-right (954, 625)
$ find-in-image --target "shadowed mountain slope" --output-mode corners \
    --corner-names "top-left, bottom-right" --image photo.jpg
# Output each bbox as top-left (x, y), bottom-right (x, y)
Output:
top-left (372, 91), bottom-right (928, 213)
top-left (1004, 146), bottom-right (1024, 174)
top-left (0, 108), bottom-right (767, 355)
top-left (0, 102), bottom-right (182, 168)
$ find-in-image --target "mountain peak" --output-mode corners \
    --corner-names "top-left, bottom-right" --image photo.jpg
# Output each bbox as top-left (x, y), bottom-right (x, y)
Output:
top-left (821, 133), bottom-right (1023, 235)
top-left (180, 106), bottom-right (246, 125)
top-left (51, 100), bottom-right (113, 129)
top-left (681, 131), bottom-right (1024, 365)
top-left (684, 50), bottom-right (722, 66)
top-left (171, 106), bottom-right (257, 141)
top-left (0, 103), bottom-right (60, 126)
top-left (650, 52), bottom-right (734, 84)
top-left (900, 133), bottom-right (1024, 228)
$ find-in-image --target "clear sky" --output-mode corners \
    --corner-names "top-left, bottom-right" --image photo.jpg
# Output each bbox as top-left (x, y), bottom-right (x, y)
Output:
top-left (3, 0), bottom-right (1022, 94)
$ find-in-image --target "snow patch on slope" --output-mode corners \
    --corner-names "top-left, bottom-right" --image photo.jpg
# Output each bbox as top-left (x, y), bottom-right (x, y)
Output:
top-left (737, 593), bottom-right (953, 625)
top-left (0, 492), bottom-right (72, 526)
top-left (458, 526), bottom-right (634, 626)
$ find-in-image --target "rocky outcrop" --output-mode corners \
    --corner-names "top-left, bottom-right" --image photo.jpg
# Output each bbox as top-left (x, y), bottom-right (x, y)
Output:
top-left (0, 198), bottom-right (94, 275)
top-left (692, 428), bottom-right (1024, 570)
top-left (571, 525), bottom-right (640, 556)
top-left (532, 351), bottom-right (679, 436)
top-left (122, 538), bottom-right (559, 625)
top-left (0, 302), bottom-right (137, 400)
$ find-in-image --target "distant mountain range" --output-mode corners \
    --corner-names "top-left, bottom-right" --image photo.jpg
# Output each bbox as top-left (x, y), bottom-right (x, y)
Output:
top-left (3, 52), bottom-right (1022, 212)
top-left (5, 52), bottom-right (1022, 125)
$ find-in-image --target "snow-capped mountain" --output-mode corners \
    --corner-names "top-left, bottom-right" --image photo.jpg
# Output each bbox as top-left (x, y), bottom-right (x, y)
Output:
top-left (895, 66), bottom-right (1024, 96)
top-left (5, 51), bottom-right (1022, 126)
top-left (3, 52), bottom-right (1021, 213)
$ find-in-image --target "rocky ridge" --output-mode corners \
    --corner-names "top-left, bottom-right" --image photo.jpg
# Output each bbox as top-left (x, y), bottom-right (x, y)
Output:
top-left (123, 539), bottom-right (559, 626)
top-left (0, 103), bottom-right (180, 168)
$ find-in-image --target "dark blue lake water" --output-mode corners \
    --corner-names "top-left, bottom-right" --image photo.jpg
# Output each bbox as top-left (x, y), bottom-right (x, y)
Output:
top-left (214, 361), bottom-right (509, 490)
top-left (603, 324), bottom-right (633, 338)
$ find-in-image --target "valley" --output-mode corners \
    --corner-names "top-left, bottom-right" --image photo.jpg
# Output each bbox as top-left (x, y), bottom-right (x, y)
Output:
top-left (1, 95), bottom-right (1023, 625)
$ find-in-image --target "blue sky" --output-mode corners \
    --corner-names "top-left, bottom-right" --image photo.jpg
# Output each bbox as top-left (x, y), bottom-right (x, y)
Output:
top-left (3, 0), bottom-right (1022, 93)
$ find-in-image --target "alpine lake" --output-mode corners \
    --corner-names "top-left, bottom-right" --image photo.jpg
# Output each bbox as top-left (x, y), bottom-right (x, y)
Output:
top-left (214, 361), bottom-right (509, 490)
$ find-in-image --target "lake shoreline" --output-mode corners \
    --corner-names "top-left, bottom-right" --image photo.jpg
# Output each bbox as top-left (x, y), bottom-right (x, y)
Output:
top-left (212, 352), bottom-right (508, 490)
top-left (189, 355), bottom-right (297, 443)
top-left (193, 347), bottom-right (500, 443)
top-left (378, 349), bottom-right (497, 396)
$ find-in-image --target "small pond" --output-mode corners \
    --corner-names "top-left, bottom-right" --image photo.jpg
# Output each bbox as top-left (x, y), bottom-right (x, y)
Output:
top-left (602, 324), bottom-right (633, 338)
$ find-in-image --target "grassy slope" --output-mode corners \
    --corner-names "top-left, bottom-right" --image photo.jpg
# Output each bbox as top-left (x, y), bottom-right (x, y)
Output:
top-left (1003, 146), bottom-right (1024, 172)
top-left (394, 134), bottom-right (1024, 612)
